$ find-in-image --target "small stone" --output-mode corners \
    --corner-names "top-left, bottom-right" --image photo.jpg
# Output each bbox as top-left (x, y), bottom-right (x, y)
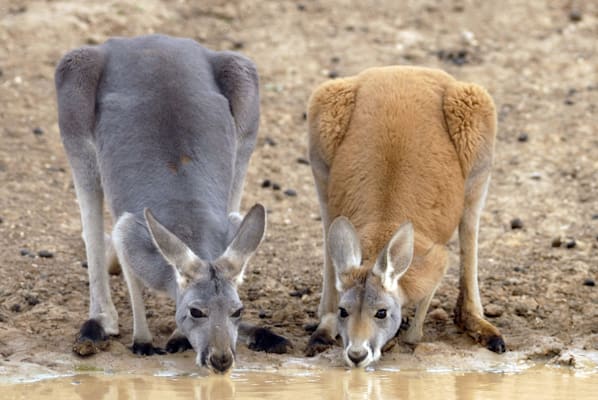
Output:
top-left (304, 322), bottom-right (318, 333)
top-left (265, 137), bottom-right (277, 146)
top-left (591, 214), bottom-right (598, 220)
top-left (583, 279), bottom-right (595, 287)
top-left (330, 56), bottom-right (340, 64)
top-left (302, 112), bottom-right (307, 120)
top-left (258, 309), bottom-right (272, 319)
top-left (0, 216), bottom-right (3, 224)
top-left (261, 179), bottom-right (271, 188)
top-left (296, 3), bottom-right (306, 11)
top-left (81, 261), bottom-right (88, 269)
top-left (510, 218), bottom-right (524, 230)
top-left (38, 250), bottom-right (54, 258)
top-left (296, 157), bottom-right (309, 165)
top-left (565, 239), bottom-right (576, 249)
top-left (10, 304), bottom-right (21, 313)
top-left (25, 294), bottom-right (39, 306)
top-left (530, 172), bottom-right (542, 180)
top-left (272, 183), bottom-right (281, 191)
top-left (551, 237), bottom-right (562, 247)
top-left (517, 132), bottom-right (529, 142)
top-left (484, 304), bottom-right (504, 318)
top-left (564, 98), bottom-right (575, 106)
top-left (20, 248), bottom-right (32, 256)
top-left (284, 189), bottom-right (297, 197)
top-left (328, 70), bottom-right (339, 79)
top-left (289, 288), bottom-right (311, 297)
top-left (428, 308), bottom-right (449, 321)
top-left (513, 266), bottom-right (523, 272)
top-left (232, 40), bottom-right (244, 50)
top-left (33, 127), bottom-right (44, 136)
top-left (569, 9), bottom-right (582, 22)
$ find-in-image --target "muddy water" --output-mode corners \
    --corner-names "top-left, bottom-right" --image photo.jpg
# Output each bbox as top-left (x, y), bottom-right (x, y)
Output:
top-left (2, 367), bottom-right (597, 400)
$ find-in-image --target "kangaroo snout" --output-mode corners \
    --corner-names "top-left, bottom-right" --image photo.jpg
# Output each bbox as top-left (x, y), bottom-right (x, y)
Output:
top-left (344, 343), bottom-right (373, 368)
top-left (206, 349), bottom-right (235, 374)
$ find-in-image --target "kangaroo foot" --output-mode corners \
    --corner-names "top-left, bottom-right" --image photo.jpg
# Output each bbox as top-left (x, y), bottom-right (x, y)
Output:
top-left (130, 341), bottom-right (165, 356)
top-left (73, 319), bottom-right (110, 357)
top-left (248, 327), bottom-right (292, 354)
top-left (455, 307), bottom-right (506, 353)
top-left (305, 329), bottom-right (337, 357)
top-left (165, 336), bottom-right (192, 353)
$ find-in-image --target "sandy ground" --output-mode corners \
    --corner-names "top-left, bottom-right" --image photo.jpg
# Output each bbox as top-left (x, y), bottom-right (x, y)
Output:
top-left (0, 0), bottom-right (597, 378)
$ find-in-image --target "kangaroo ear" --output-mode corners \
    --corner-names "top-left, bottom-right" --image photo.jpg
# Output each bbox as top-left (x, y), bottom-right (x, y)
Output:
top-left (144, 208), bottom-right (207, 289)
top-left (217, 204), bottom-right (266, 286)
top-left (328, 216), bottom-right (362, 292)
top-left (373, 222), bottom-right (414, 292)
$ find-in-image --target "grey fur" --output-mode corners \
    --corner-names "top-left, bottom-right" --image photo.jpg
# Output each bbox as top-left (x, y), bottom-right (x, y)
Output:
top-left (56, 35), bottom-right (270, 372)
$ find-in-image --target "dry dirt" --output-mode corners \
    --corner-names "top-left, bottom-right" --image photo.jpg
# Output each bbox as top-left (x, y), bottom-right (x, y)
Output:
top-left (0, 0), bottom-right (597, 378)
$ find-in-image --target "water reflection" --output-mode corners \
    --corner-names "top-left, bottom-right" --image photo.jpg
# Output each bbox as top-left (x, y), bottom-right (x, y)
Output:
top-left (2, 367), bottom-right (597, 400)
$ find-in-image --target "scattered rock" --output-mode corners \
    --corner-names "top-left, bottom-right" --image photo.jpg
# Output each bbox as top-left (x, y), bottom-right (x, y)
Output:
top-left (569, 9), bottom-right (582, 22)
top-left (513, 266), bottom-right (523, 272)
top-left (437, 49), bottom-right (469, 66)
top-left (564, 98), bottom-right (575, 106)
top-left (231, 40), bottom-right (244, 50)
top-left (517, 132), bottom-right (529, 142)
top-left (514, 297), bottom-right (538, 316)
top-left (265, 137), bottom-right (277, 146)
top-left (484, 304), bottom-right (504, 318)
top-left (0, 216), bottom-right (3, 224)
top-left (296, 157), bottom-right (309, 165)
top-left (261, 179), bottom-right (271, 188)
top-left (565, 238), bottom-right (576, 249)
top-left (33, 127), bottom-right (44, 136)
top-left (81, 261), bottom-right (88, 269)
top-left (330, 56), bottom-right (340, 64)
top-left (10, 304), bottom-right (21, 313)
top-left (328, 70), bottom-right (339, 79)
top-left (304, 322), bottom-right (318, 333)
top-left (583, 279), bottom-right (595, 287)
top-left (301, 111), bottom-right (307, 120)
top-left (530, 172), bottom-right (542, 180)
top-left (25, 293), bottom-right (39, 306)
top-left (289, 288), bottom-right (311, 297)
top-left (428, 308), bottom-right (449, 321)
top-left (272, 183), bottom-right (281, 191)
top-left (551, 237), bottom-right (562, 248)
top-left (258, 309), bottom-right (272, 319)
top-left (296, 3), bottom-right (306, 11)
top-left (510, 218), bottom-right (524, 230)
top-left (20, 248), bottom-right (32, 256)
top-left (38, 250), bottom-right (54, 258)
top-left (284, 189), bottom-right (297, 197)
top-left (591, 214), bottom-right (598, 220)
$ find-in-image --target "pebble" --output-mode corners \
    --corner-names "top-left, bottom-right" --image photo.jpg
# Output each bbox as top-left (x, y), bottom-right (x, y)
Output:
top-left (10, 304), bottom-right (21, 313)
top-left (272, 183), bottom-right (281, 191)
top-left (428, 308), bottom-right (449, 321)
top-left (33, 127), bottom-right (44, 136)
top-left (530, 172), bottom-right (542, 180)
top-left (328, 70), bottom-right (339, 79)
top-left (565, 239), bottom-right (576, 249)
top-left (261, 179), bottom-right (271, 188)
top-left (81, 261), bottom-right (88, 269)
top-left (264, 137), bottom-right (277, 146)
top-left (296, 157), bottom-right (309, 165)
top-left (0, 216), bottom-right (3, 223)
top-left (510, 218), bottom-right (524, 230)
top-left (20, 248), bottom-right (32, 256)
top-left (303, 322), bottom-right (318, 333)
top-left (569, 9), bottom-right (582, 22)
top-left (302, 112), bottom-right (307, 120)
top-left (591, 214), bottom-right (598, 220)
top-left (289, 288), bottom-right (311, 297)
top-left (284, 189), bottom-right (297, 197)
top-left (330, 56), bottom-right (340, 64)
top-left (232, 40), bottom-right (244, 50)
top-left (484, 304), bottom-right (504, 318)
top-left (564, 98), bottom-right (575, 106)
top-left (38, 250), bottom-right (54, 258)
top-left (517, 132), bottom-right (529, 142)
top-left (583, 279), bottom-right (595, 287)
top-left (551, 237), bottom-right (562, 248)
top-left (258, 309), bottom-right (272, 319)
top-left (25, 294), bottom-right (39, 306)
top-left (296, 3), bottom-right (306, 11)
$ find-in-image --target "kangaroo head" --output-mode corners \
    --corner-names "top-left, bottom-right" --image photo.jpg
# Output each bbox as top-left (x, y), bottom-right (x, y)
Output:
top-left (144, 204), bottom-right (266, 374)
top-left (328, 217), bottom-right (414, 368)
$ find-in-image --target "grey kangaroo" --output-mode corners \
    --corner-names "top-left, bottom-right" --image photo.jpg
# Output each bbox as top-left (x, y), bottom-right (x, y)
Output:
top-left (55, 34), bottom-right (290, 373)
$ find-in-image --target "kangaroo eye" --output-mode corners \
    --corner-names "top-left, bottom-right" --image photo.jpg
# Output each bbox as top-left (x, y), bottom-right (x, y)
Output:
top-left (189, 307), bottom-right (206, 318)
top-left (339, 307), bottom-right (349, 318)
top-left (375, 309), bottom-right (387, 319)
top-left (231, 307), bottom-right (244, 318)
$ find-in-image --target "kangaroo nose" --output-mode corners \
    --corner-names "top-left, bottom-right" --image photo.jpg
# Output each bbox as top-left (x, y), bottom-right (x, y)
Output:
top-left (209, 352), bottom-right (233, 373)
top-left (348, 349), bottom-right (368, 365)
